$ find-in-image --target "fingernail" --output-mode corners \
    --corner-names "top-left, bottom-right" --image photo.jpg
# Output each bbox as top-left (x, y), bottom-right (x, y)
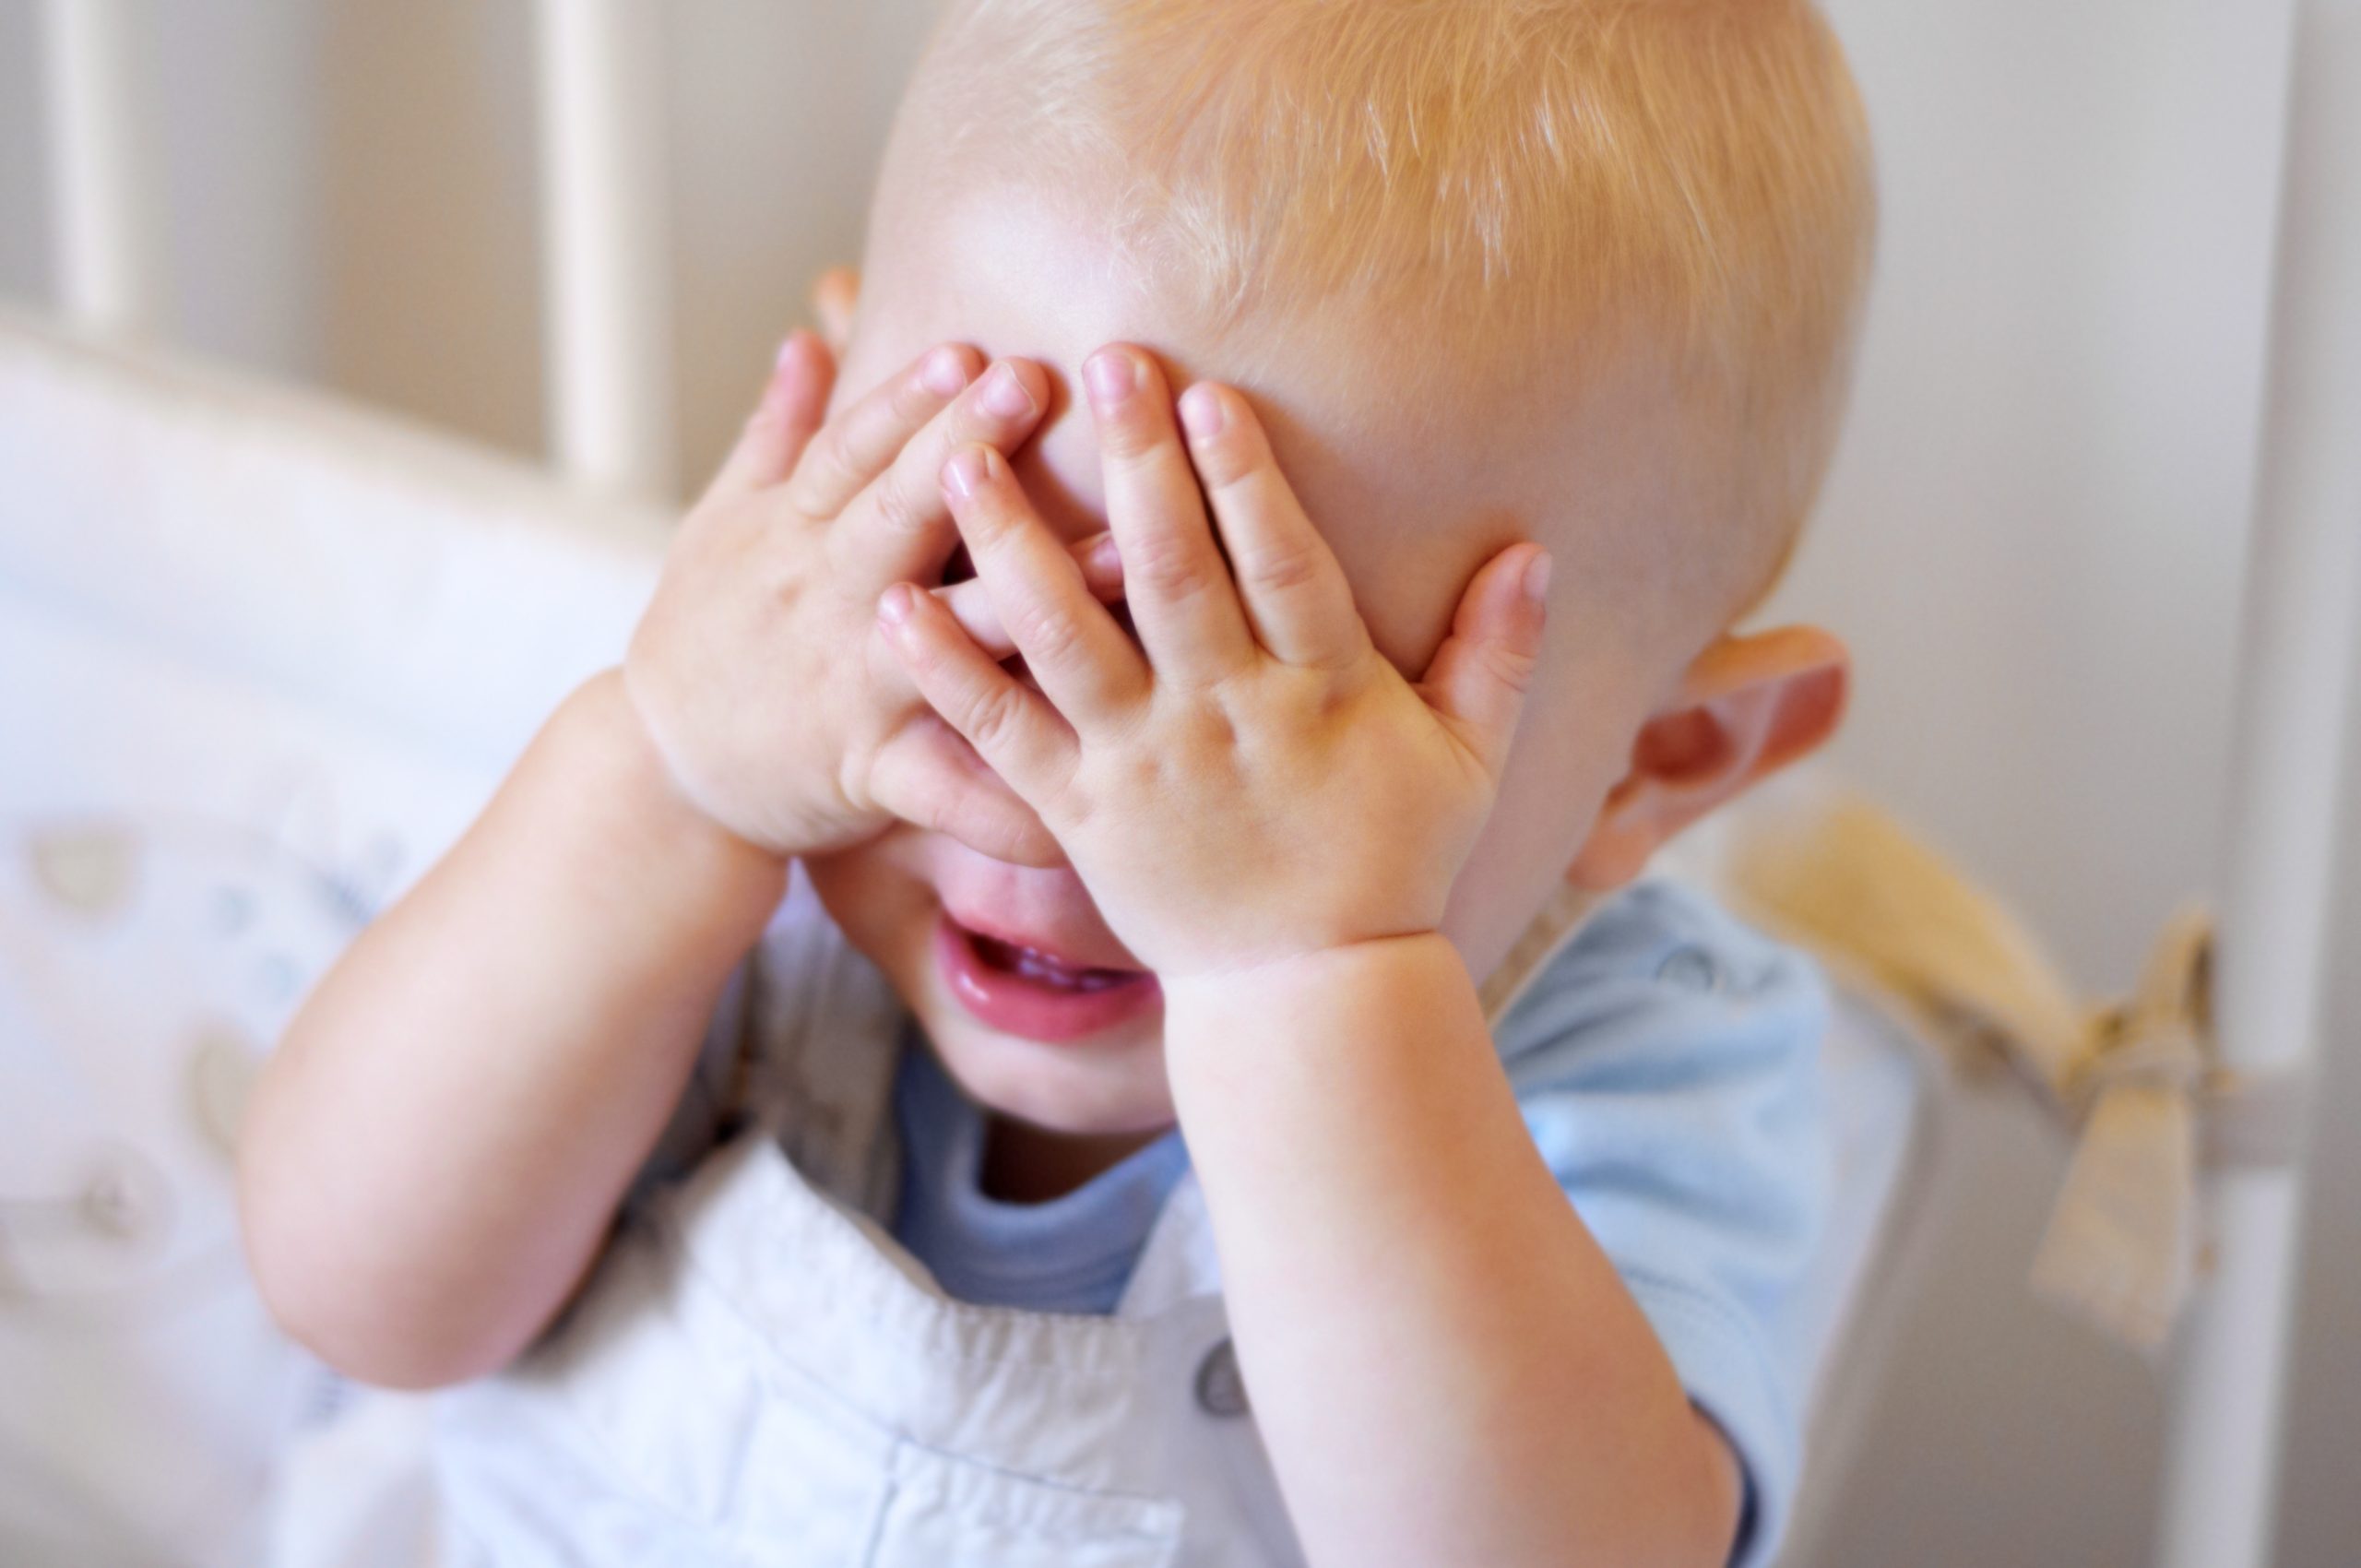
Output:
top-left (980, 362), bottom-right (1037, 420)
top-left (776, 331), bottom-right (812, 372)
top-left (1523, 550), bottom-right (1554, 602)
top-left (877, 582), bottom-right (918, 626)
top-left (943, 446), bottom-right (993, 500)
top-left (1086, 533), bottom-right (1122, 577)
top-left (921, 346), bottom-right (972, 398)
top-left (1084, 350), bottom-right (1138, 410)
top-left (1178, 384), bottom-right (1226, 439)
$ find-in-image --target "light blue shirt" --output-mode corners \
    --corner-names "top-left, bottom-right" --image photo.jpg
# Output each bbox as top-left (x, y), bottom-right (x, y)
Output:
top-left (890, 879), bottom-right (1828, 1568)
top-left (891, 1031), bottom-right (1191, 1314)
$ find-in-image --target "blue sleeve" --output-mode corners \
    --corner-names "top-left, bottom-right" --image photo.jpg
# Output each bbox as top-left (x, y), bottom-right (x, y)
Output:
top-left (1494, 881), bottom-right (1830, 1568)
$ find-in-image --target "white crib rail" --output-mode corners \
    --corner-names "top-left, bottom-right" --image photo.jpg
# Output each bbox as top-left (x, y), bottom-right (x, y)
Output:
top-left (39, 0), bottom-right (160, 337)
top-left (2158, 4), bottom-right (2361, 1565)
top-left (534, 0), bottom-right (678, 498)
top-left (38, 0), bottom-right (679, 498)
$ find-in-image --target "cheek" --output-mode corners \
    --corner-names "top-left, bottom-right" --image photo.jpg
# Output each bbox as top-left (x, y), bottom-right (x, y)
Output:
top-left (1444, 798), bottom-right (1594, 984)
top-left (1441, 669), bottom-right (1637, 980)
top-left (803, 839), bottom-right (939, 981)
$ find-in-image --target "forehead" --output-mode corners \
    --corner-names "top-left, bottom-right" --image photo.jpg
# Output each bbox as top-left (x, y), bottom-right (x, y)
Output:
top-left (848, 189), bottom-right (1584, 674)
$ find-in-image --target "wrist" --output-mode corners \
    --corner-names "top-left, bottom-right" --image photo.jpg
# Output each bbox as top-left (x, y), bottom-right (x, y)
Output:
top-left (1158, 932), bottom-right (1469, 1038)
top-left (559, 671), bottom-right (790, 920)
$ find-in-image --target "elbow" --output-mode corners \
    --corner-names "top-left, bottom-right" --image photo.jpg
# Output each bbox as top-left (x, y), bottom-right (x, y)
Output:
top-left (241, 1207), bottom-right (530, 1391)
top-left (237, 1139), bottom-right (532, 1393)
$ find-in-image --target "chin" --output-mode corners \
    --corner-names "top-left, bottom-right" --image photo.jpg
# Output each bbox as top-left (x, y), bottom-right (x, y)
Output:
top-left (919, 1004), bottom-right (1179, 1136)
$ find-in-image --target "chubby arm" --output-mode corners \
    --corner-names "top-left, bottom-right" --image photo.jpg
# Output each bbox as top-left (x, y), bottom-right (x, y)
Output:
top-left (1163, 942), bottom-right (1741, 1566)
top-left (239, 675), bottom-right (782, 1387)
top-left (239, 332), bottom-right (1087, 1387)
top-left (880, 346), bottom-right (1743, 1565)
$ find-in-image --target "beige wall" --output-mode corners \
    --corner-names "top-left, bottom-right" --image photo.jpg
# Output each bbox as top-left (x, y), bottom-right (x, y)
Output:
top-left (1, 2), bottom-right (2354, 1562)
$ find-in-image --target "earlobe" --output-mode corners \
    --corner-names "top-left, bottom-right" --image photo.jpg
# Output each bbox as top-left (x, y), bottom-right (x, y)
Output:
top-left (1564, 625), bottom-right (1849, 891)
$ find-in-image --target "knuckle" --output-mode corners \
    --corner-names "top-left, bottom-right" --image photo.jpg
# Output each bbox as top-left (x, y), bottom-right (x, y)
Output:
top-left (793, 436), bottom-right (855, 507)
top-left (901, 633), bottom-right (951, 686)
top-left (1127, 529), bottom-right (1221, 600)
top-left (954, 365), bottom-right (1041, 439)
top-left (1193, 436), bottom-right (1261, 493)
top-left (1109, 749), bottom-right (1166, 802)
top-left (1482, 642), bottom-right (1539, 693)
top-left (1094, 384), bottom-right (1179, 457)
top-left (1193, 417), bottom-right (1269, 488)
top-left (961, 485), bottom-right (1026, 547)
top-left (1242, 531), bottom-right (1324, 597)
top-left (893, 363), bottom-right (947, 422)
top-left (966, 683), bottom-right (1029, 754)
top-left (868, 473), bottom-right (931, 540)
top-left (1100, 410), bottom-right (1168, 461)
top-left (885, 382), bottom-right (934, 432)
top-left (823, 423), bottom-right (866, 473)
top-left (1009, 600), bottom-right (1083, 665)
top-left (1173, 698), bottom-right (1241, 757)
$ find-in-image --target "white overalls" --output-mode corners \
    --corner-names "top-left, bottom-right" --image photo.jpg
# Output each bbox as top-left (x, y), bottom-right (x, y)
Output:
top-left (427, 878), bottom-right (1312, 1567)
top-left (283, 877), bottom-right (1814, 1568)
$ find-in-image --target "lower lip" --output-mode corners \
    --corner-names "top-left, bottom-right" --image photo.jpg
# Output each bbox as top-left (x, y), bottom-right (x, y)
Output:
top-left (932, 915), bottom-right (1160, 1044)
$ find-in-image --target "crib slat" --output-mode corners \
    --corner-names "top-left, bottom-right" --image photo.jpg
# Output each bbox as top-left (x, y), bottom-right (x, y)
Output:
top-left (535, 0), bottom-right (677, 498)
top-left (2158, 4), bottom-right (2361, 1565)
top-left (39, 0), bottom-right (160, 335)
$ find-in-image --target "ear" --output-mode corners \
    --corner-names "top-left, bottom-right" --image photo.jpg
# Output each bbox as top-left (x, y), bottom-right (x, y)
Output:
top-left (1567, 625), bottom-right (1849, 891)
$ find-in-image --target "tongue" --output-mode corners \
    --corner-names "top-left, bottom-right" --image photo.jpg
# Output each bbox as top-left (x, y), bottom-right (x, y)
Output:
top-left (972, 932), bottom-right (1136, 992)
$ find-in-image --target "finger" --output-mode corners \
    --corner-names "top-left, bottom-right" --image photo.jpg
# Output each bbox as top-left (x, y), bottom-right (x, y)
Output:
top-left (786, 341), bottom-right (981, 519)
top-left (937, 531), bottom-right (1125, 657)
top-left (704, 330), bottom-right (836, 503)
top-left (941, 445), bottom-right (1146, 724)
top-left (832, 359), bottom-right (1050, 590)
top-left (1417, 545), bottom-right (1553, 778)
top-left (876, 580), bottom-right (1079, 802)
top-left (866, 716), bottom-right (1067, 868)
top-left (812, 267), bottom-right (859, 356)
top-left (1081, 346), bottom-right (1255, 683)
top-left (1178, 383), bottom-right (1368, 669)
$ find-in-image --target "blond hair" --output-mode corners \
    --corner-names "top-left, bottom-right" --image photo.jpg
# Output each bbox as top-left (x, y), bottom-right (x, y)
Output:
top-left (913, 0), bottom-right (1875, 618)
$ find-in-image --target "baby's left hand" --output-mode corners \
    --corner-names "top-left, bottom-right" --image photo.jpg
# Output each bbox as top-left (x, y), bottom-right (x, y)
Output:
top-left (876, 346), bottom-right (1550, 981)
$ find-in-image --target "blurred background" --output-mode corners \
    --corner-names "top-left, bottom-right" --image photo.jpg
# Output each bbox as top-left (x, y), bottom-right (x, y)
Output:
top-left (0, 1), bottom-right (2354, 1563)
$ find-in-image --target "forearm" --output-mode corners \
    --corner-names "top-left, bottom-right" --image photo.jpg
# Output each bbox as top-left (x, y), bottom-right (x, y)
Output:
top-left (1163, 936), bottom-right (1740, 1568)
top-left (238, 671), bottom-right (787, 1387)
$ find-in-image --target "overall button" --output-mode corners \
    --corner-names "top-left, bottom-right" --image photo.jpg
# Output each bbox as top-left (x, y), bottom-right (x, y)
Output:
top-left (1195, 1337), bottom-right (1251, 1419)
top-left (1654, 944), bottom-right (1723, 994)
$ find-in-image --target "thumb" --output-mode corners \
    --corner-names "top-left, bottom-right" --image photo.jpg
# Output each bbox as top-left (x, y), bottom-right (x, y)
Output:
top-left (1416, 544), bottom-right (1550, 777)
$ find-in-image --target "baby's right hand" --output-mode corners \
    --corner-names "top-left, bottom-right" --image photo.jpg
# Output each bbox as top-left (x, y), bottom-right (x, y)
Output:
top-left (623, 333), bottom-right (1097, 865)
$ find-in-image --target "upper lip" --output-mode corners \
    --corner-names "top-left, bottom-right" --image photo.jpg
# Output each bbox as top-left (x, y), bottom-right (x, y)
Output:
top-left (916, 831), bottom-right (1147, 968)
top-left (922, 837), bottom-right (1148, 972)
top-left (942, 901), bottom-right (1146, 973)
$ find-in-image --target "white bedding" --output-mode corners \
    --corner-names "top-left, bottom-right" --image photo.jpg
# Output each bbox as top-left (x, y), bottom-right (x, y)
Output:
top-left (0, 317), bottom-right (658, 1564)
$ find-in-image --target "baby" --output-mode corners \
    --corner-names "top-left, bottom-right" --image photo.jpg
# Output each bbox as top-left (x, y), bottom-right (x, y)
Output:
top-left (241, 2), bottom-right (1874, 1565)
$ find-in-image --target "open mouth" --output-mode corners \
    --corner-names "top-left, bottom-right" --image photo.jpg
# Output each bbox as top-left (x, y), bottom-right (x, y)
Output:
top-left (932, 913), bottom-right (1160, 1044)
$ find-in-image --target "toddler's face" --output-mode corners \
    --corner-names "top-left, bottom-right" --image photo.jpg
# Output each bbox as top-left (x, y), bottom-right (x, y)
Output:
top-left (806, 192), bottom-right (1693, 1139)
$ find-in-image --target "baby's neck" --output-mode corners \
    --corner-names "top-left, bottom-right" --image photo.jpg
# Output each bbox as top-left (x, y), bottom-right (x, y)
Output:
top-left (979, 1112), bottom-right (1168, 1205)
